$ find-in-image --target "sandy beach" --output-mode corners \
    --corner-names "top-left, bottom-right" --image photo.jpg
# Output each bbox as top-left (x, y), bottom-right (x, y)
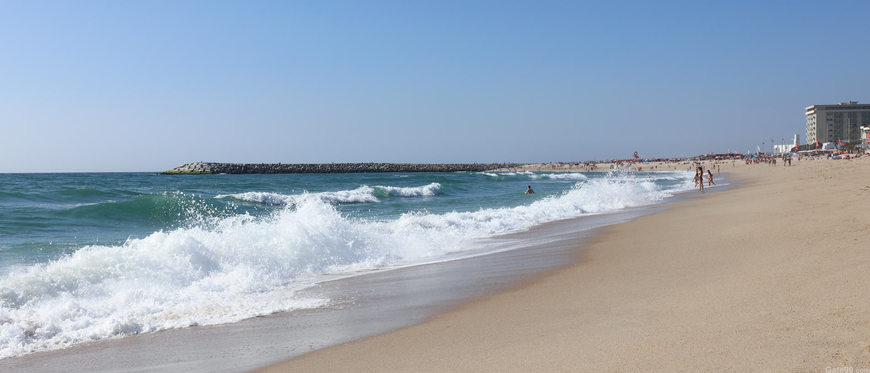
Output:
top-left (6, 2), bottom-right (868, 372)
top-left (263, 157), bottom-right (870, 372)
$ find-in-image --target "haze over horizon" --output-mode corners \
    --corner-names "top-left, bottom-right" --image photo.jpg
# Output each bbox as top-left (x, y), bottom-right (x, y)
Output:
top-left (1, 0), bottom-right (869, 172)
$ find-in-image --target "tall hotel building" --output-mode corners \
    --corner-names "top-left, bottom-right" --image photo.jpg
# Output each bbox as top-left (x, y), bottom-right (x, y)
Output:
top-left (806, 101), bottom-right (870, 144)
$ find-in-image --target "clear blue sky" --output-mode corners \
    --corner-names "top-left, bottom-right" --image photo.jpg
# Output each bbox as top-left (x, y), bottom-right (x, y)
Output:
top-left (1, 0), bottom-right (868, 172)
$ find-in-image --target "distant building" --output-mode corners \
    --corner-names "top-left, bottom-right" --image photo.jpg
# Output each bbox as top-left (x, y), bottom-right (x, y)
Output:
top-left (772, 144), bottom-right (792, 154)
top-left (772, 134), bottom-right (801, 154)
top-left (806, 101), bottom-right (870, 145)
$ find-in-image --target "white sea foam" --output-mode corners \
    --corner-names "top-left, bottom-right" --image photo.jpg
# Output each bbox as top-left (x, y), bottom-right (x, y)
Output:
top-left (217, 186), bottom-right (378, 205)
top-left (479, 172), bottom-right (532, 178)
top-left (0, 173), bottom-right (692, 358)
top-left (539, 173), bottom-right (589, 180)
top-left (375, 182), bottom-right (441, 197)
top-left (216, 191), bottom-right (298, 205)
top-left (216, 183), bottom-right (441, 206)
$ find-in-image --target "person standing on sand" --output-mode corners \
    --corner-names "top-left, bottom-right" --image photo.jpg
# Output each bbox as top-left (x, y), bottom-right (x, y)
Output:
top-left (697, 167), bottom-right (704, 192)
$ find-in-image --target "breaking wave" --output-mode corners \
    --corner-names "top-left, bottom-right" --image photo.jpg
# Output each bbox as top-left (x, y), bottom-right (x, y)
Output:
top-left (374, 182), bottom-right (441, 197)
top-left (217, 183), bottom-right (441, 206)
top-left (0, 173), bottom-right (692, 358)
top-left (532, 173), bottom-right (589, 180)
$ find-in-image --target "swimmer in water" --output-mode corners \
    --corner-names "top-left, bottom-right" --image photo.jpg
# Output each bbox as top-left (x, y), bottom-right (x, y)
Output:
top-left (525, 185), bottom-right (535, 194)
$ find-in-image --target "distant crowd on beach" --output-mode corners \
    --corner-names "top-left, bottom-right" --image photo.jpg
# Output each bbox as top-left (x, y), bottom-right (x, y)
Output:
top-left (501, 149), bottom-right (868, 176)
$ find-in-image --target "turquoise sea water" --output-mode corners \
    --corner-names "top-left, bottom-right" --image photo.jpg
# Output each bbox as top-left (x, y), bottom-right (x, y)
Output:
top-left (0, 170), bottom-right (693, 358)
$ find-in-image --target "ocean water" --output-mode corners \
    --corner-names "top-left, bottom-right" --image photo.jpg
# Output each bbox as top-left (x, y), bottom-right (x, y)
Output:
top-left (0, 170), bottom-right (694, 358)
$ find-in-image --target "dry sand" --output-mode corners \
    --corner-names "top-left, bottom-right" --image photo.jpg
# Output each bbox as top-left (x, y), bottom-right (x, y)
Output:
top-left (261, 158), bottom-right (870, 372)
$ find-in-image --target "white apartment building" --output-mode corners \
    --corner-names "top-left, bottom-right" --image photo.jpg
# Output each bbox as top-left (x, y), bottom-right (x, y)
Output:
top-left (806, 101), bottom-right (870, 144)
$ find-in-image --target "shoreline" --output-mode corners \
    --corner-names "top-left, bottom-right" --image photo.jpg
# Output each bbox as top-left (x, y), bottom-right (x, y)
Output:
top-left (262, 158), bottom-right (870, 371)
top-left (0, 180), bottom-right (690, 372)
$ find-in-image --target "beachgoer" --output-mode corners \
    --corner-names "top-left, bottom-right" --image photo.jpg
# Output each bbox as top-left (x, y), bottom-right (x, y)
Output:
top-left (707, 170), bottom-right (715, 186)
top-left (697, 167), bottom-right (704, 192)
top-left (525, 185), bottom-right (535, 194)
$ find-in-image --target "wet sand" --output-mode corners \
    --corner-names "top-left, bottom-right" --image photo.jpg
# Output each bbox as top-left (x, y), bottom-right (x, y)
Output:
top-left (264, 157), bottom-right (870, 371)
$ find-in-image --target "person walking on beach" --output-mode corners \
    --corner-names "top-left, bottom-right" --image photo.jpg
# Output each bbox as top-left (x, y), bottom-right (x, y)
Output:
top-left (707, 170), bottom-right (715, 186)
top-left (525, 185), bottom-right (535, 194)
top-left (697, 167), bottom-right (704, 192)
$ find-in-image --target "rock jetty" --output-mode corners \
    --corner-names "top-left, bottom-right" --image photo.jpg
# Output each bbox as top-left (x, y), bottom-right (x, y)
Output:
top-left (162, 162), bottom-right (511, 174)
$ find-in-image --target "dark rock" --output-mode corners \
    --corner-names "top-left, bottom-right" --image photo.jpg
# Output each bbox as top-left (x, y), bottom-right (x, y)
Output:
top-left (161, 162), bottom-right (513, 174)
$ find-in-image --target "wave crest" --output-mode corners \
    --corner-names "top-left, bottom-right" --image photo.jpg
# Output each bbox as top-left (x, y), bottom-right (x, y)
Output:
top-left (374, 182), bottom-right (441, 197)
top-left (0, 173), bottom-right (691, 358)
top-left (218, 183), bottom-right (442, 206)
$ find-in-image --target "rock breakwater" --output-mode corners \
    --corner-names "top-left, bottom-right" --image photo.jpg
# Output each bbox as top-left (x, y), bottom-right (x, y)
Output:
top-left (162, 162), bottom-right (511, 174)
